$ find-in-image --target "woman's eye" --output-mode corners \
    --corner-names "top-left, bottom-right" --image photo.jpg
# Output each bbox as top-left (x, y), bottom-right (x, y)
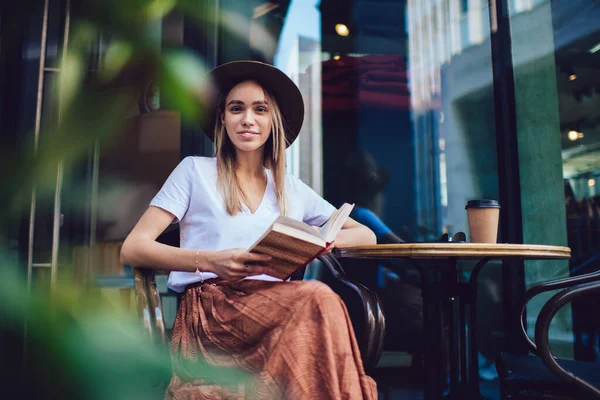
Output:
top-left (230, 106), bottom-right (242, 112)
top-left (256, 106), bottom-right (268, 113)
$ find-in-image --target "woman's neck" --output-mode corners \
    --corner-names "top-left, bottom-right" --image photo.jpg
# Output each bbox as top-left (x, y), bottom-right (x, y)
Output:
top-left (235, 150), bottom-right (265, 179)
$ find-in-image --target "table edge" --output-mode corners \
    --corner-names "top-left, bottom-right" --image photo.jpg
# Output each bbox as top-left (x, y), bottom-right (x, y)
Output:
top-left (336, 243), bottom-right (571, 260)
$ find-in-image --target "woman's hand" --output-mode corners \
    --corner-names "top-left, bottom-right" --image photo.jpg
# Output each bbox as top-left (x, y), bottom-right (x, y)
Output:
top-left (311, 226), bottom-right (335, 255)
top-left (309, 226), bottom-right (334, 255)
top-left (207, 249), bottom-right (272, 280)
top-left (319, 242), bottom-right (335, 256)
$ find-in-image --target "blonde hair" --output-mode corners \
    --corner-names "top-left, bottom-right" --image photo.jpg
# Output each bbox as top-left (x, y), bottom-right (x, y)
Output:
top-left (213, 81), bottom-right (288, 216)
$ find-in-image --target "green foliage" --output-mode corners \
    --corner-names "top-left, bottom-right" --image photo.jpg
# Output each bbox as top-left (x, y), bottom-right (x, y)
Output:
top-left (1, 1), bottom-right (256, 397)
top-left (0, 0), bottom-right (214, 224)
top-left (0, 260), bottom-right (170, 399)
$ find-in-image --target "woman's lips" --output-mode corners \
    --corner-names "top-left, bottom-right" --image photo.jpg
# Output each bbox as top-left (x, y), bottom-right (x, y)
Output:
top-left (237, 131), bottom-right (259, 139)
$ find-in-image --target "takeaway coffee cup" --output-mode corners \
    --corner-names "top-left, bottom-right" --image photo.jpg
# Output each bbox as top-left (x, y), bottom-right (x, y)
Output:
top-left (465, 200), bottom-right (500, 243)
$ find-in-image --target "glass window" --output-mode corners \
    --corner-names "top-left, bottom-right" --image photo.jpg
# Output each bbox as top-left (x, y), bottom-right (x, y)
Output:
top-left (461, 0), bottom-right (469, 13)
top-left (271, 0), bottom-right (323, 189)
top-left (244, 0), bottom-right (500, 378)
top-left (508, 0), bottom-right (600, 360)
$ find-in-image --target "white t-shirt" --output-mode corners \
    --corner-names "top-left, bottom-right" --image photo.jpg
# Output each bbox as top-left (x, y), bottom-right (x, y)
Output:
top-left (149, 156), bottom-right (336, 292)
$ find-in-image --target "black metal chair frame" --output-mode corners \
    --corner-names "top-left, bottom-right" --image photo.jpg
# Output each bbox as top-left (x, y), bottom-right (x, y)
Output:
top-left (516, 269), bottom-right (600, 399)
top-left (317, 253), bottom-right (386, 370)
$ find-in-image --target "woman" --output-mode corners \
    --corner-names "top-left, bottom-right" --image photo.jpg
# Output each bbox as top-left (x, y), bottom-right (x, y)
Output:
top-left (121, 61), bottom-right (378, 399)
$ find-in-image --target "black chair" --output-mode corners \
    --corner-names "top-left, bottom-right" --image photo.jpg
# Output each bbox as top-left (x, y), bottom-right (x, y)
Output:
top-left (497, 269), bottom-right (600, 399)
top-left (314, 253), bottom-right (386, 371)
top-left (133, 253), bottom-right (386, 372)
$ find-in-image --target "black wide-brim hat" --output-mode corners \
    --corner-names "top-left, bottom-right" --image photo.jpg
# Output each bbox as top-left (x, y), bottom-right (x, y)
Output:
top-left (202, 61), bottom-right (304, 147)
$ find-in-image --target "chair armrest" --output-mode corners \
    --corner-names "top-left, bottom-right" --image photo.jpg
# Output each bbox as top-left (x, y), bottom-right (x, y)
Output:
top-left (133, 268), bottom-right (153, 338)
top-left (133, 268), bottom-right (167, 345)
top-left (535, 281), bottom-right (600, 399)
top-left (520, 269), bottom-right (600, 353)
top-left (317, 254), bottom-right (386, 370)
top-left (145, 271), bottom-right (167, 345)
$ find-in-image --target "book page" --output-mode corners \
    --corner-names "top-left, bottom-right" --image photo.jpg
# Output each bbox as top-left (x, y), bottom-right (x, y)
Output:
top-left (319, 203), bottom-right (355, 243)
top-left (275, 216), bottom-right (322, 239)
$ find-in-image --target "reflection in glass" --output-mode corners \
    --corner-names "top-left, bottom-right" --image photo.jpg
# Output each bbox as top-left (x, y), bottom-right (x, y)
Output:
top-left (508, 0), bottom-right (600, 360)
top-left (408, 0), bottom-right (498, 241)
top-left (315, 0), bottom-right (502, 389)
top-left (268, 0), bottom-right (323, 190)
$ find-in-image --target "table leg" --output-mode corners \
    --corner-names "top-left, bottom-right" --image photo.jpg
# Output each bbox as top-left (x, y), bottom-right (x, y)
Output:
top-left (459, 291), bottom-right (468, 387)
top-left (407, 260), bottom-right (448, 400)
top-left (462, 257), bottom-right (492, 399)
top-left (447, 262), bottom-right (461, 397)
top-left (456, 285), bottom-right (484, 399)
top-left (406, 257), bottom-right (492, 400)
top-left (437, 259), bottom-right (490, 400)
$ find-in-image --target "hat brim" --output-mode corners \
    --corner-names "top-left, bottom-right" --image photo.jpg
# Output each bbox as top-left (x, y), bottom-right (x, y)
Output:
top-left (202, 61), bottom-right (304, 148)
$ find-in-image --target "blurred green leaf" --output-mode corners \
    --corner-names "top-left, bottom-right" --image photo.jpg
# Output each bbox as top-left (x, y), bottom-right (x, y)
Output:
top-left (1, 2), bottom-right (256, 397)
top-left (57, 23), bottom-right (96, 111)
top-left (0, 250), bottom-right (251, 399)
top-left (144, 0), bottom-right (178, 21)
top-left (160, 49), bottom-right (211, 123)
top-left (100, 41), bottom-right (134, 82)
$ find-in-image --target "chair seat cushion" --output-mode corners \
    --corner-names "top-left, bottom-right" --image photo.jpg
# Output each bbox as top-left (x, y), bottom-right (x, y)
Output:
top-left (497, 352), bottom-right (600, 399)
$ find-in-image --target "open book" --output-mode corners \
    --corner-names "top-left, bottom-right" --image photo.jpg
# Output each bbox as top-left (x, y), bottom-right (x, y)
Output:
top-left (248, 203), bottom-right (355, 280)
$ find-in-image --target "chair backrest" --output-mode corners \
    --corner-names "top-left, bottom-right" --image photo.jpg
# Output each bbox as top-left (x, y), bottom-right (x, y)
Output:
top-left (317, 254), bottom-right (386, 370)
top-left (520, 269), bottom-right (600, 354)
top-left (509, 269), bottom-right (600, 399)
top-left (133, 268), bottom-right (167, 345)
top-left (534, 280), bottom-right (600, 399)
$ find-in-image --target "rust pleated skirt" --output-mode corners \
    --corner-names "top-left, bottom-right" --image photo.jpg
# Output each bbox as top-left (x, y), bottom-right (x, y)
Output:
top-left (165, 279), bottom-right (377, 400)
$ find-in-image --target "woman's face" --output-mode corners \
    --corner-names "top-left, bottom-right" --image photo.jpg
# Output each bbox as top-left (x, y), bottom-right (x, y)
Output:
top-left (221, 80), bottom-right (273, 154)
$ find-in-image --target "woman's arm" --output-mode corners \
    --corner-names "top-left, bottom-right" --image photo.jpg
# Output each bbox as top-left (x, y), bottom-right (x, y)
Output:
top-left (352, 208), bottom-right (405, 244)
top-left (121, 206), bottom-right (205, 272)
top-left (332, 217), bottom-right (377, 248)
top-left (120, 206), bottom-right (271, 279)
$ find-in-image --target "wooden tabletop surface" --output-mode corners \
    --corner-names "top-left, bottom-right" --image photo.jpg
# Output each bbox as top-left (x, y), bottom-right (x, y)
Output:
top-left (335, 243), bottom-right (571, 260)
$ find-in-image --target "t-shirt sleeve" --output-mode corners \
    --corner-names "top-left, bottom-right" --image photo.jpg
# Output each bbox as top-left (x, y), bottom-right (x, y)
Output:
top-left (293, 176), bottom-right (336, 226)
top-left (351, 207), bottom-right (392, 237)
top-left (150, 157), bottom-right (194, 223)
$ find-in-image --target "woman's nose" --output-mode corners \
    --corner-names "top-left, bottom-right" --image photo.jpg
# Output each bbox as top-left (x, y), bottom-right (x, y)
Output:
top-left (241, 111), bottom-right (255, 126)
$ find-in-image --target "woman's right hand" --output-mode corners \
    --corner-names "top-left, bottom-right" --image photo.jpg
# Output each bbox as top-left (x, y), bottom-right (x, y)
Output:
top-left (207, 249), bottom-right (272, 280)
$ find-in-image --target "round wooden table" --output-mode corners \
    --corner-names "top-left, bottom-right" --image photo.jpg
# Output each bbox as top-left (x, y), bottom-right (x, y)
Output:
top-left (336, 243), bottom-right (571, 400)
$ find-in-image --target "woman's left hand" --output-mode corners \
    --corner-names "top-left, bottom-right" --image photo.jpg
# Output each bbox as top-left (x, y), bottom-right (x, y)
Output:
top-left (311, 226), bottom-right (335, 255)
top-left (320, 242), bottom-right (335, 256)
